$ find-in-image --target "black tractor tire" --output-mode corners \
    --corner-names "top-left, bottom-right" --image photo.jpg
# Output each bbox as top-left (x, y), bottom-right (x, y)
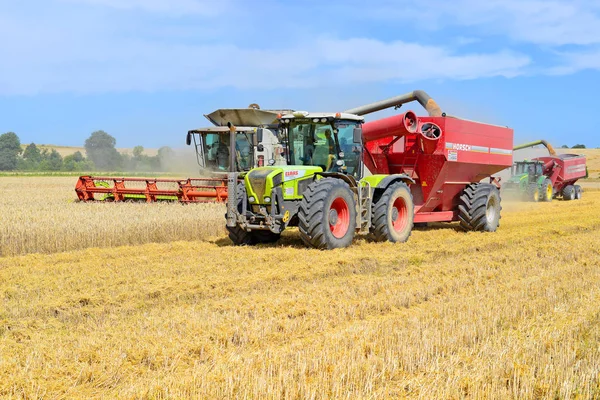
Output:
top-left (562, 185), bottom-right (575, 201)
top-left (574, 185), bottom-right (583, 200)
top-left (371, 182), bottom-right (414, 243)
top-left (298, 178), bottom-right (356, 249)
top-left (226, 184), bottom-right (281, 245)
top-left (541, 178), bottom-right (553, 202)
top-left (527, 183), bottom-right (540, 202)
top-left (458, 183), bottom-right (502, 232)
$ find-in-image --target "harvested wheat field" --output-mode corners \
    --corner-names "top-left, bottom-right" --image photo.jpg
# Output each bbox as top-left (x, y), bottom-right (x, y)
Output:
top-left (1, 177), bottom-right (600, 399)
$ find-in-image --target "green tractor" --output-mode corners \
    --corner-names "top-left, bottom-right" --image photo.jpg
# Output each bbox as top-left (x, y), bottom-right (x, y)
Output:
top-left (502, 160), bottom-right (554, 202)
top-left (225, 110), bottom-right (414, 249)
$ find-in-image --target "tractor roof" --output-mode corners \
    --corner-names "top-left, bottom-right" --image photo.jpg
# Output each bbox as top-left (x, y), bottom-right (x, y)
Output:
top-left (188, 126), bottom-right (257, 135)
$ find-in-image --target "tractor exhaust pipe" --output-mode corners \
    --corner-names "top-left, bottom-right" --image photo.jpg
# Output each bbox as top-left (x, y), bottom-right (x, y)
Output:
top-left (513, 140), bottom-right (556, 156)
top-left (226, 122), bottom-right (238, 228)
top-left (344, 90), bottom-right (443, 117)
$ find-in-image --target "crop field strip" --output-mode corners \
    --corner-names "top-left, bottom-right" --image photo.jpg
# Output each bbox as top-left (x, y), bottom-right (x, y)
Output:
top-left (1, 177), bottom-right (599, 398)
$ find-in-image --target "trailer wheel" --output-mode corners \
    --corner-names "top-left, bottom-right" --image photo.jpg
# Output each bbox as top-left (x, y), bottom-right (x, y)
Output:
top-left (226, 184), bottom-right (279, 246)
top-left (574, 185), bottom-right (582, 200)
top-left (298, 178), bottom-right (356, 249)
top-left (458, 183), bottom-right (502, 232)
top-left (371, 182), bottom-right (414, 243)
top-left (562, 185), bottom-right (575, 201)
top-left (542, 179), bottom-right (553, 202)
top-left (527, 183), bottom-right (540, 202)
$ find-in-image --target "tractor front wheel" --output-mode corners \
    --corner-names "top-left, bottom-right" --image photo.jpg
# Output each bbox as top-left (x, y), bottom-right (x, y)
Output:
top-left (542, 179), bottom-right (553, 202)
top-left (298, 178), bottom-right (356, 249)
top-left (458, 183), bottom-right (502, 232)
top-left (527, 183), bottom-right (540, 202)
top-left (371, 182), bottom-right (414, 243)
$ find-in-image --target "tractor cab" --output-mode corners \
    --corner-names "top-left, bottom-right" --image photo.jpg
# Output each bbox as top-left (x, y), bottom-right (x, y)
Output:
top-left (513, 160), bottom-right (544, 183)
top-left (187, 127), bottom-right (256, 172)
top-left (278, 111), bottom-right (364, 178)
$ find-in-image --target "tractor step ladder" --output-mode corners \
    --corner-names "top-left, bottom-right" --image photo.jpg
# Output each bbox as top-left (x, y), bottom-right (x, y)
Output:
top-left (358, 181), bottom-right (372, 233)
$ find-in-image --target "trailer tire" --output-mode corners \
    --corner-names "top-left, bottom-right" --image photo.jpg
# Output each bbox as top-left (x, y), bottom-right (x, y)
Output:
top-left (527, 183), bottom-right (540, 202)
top-left (458, 183), bottom-right (502, 232)
top-left (574, 185), bottom-right (582, 200)
top-left (298, 178), bottom-right (356, 249)
top-left (541, 179), bottom-right (553, 202)
top-left (562, 185), bottom-right (575, 201)
top-left (371, 182), bottom-right (414, 243)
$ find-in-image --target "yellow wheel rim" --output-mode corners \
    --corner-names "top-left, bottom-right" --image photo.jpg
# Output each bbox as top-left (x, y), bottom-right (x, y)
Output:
top-left (547, 185), bottom-right (552, 199)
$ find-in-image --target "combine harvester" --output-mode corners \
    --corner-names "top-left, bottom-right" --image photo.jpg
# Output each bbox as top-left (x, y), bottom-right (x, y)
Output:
top-left (75, 105), bottom-right (290, 203)
top-left (502, 140), bottom-right (587, 201)
top-left (225, 90), bottom-right (514, 248)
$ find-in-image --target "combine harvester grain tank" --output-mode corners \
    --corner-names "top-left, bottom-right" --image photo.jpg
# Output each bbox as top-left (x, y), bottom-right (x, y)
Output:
top-left (502, 140), bottom-right (587, 201)
top-left (226, 90), bottom-right (515, 249)
top-left (75, 105), bottom-right (291, 203)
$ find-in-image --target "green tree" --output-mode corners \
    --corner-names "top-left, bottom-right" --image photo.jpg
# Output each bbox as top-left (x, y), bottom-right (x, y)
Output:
top-left (84, 130), bottom-right (122, 170)
top-left (63, 151), bottom-right (93, 171)
top-left (0, 132), bottom-right (22, 171)
top-left (560, 145), bottom-right (569, 149)
top-left (572, 144), bottom-right (586, 149)
top-left (133, 146), bottom-right (144, 159)
top-left (23, 142), bottom-right (42, 163)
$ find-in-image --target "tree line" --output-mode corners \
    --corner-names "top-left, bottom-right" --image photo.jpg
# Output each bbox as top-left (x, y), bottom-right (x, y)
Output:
top-left (0, 130), bottom-right (175, 172)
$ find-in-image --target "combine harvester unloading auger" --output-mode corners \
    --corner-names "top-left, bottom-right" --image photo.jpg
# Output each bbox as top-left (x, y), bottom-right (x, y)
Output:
top-left (75, 105), bottom-right (291, 203)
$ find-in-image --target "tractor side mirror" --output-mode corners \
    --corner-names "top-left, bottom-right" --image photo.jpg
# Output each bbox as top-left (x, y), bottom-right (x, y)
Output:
top-left (353, 127), bottom-right (362, 143)
top-left (186, 132), bottom-right (192, 146)
top-left (256, 128), bottom-right (264, 144)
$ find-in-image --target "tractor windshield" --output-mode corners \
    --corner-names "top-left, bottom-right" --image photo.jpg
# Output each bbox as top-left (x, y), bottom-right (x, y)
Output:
top-left (201, 133), bottom-right (254, 171)
top-left (286, 119), bottom-right (361, 176)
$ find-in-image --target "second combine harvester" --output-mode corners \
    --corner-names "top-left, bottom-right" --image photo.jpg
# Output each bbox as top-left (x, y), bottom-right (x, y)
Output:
top-left (226, 90), bottom-right (514, 249)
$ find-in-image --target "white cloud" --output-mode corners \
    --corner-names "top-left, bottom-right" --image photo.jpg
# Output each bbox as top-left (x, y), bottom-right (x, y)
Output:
top-left (547, 48), bottom-right (600, 75)
top-left (0, 32), bottom-right (531, 95)
top-left (360, 0), bottom-right (600, 46)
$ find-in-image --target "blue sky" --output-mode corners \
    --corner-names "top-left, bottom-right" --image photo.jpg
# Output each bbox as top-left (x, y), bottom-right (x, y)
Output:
top-left (1, 0), bottom-right (600, 148)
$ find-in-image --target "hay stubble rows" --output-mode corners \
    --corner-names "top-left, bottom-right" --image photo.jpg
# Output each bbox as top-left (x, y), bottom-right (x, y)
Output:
top-left (1, 177), bottom-right (600, 398)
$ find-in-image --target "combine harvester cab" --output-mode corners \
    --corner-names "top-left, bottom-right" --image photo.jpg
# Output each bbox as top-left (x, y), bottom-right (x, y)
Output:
top-left (502, 140), bottom-right (587, 201)
top-left (75, 105), bottom-right (292, 203)
top-left (226, 90), bottom-right (514, 249)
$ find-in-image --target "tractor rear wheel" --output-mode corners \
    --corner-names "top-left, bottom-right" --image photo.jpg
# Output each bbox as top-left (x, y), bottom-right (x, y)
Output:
top-left (562, 185), bottom-right (575, 201)
top-left (541, 179), bottom-right (553, 202)
top-left (371, 182), bottom-right (414, 243)
top-left (574, 185), bottom-right (582, 200)
top-left (298, 178), bottom-right (356, 249)
top-left (458, 183), bottom-right (502, 232)
top-left (527, 183), bottom-right (540, 202)
top-left (226, 184), bottom-right (281, 245)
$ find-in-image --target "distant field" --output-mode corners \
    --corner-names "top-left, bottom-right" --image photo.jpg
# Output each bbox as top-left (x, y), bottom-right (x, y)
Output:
top-left (19, 144), bottom-right (160, 157)
top-left (1, 177), bottom-right (600, 398)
